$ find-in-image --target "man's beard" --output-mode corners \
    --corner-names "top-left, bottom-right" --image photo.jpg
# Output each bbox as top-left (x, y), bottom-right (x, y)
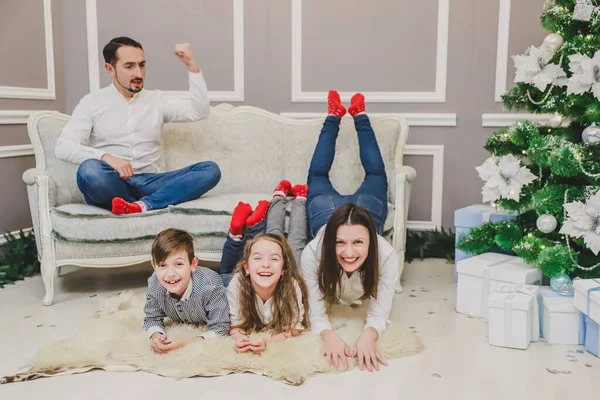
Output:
top-left (116, 76), bottom-right (143, 93)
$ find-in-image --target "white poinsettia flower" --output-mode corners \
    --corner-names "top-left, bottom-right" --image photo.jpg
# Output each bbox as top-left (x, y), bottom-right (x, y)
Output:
top-left (567, 51), bottom-right (600, 99)
top-left (475, 154), bottom-right (537, 202)
top-left (513, 45), bottom-right (567, 91)
top-left (560, 191), bottom-right (600, 255)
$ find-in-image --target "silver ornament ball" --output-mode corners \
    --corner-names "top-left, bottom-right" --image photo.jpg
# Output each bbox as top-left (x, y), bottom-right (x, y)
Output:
top-left (550, 274), bottom-right (573, 296)
top-left (536, 214), bottom-right (557, 233)
top-left (542, 33), bottom-right (563, 53)
top-left (547, 114), bottom-right (564, 128)
top-left (582, 124), bottom-right (600, 146)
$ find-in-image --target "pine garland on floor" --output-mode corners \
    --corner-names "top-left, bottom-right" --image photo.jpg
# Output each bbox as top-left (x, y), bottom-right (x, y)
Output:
top-left (405, 228), bottom-right (456, 263)
top-left (0, 230), bottom-right (40, 288)
top-left (0, 228), bottom-right (456, 289)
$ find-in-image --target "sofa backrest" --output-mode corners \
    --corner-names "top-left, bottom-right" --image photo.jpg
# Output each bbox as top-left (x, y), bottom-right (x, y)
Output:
top-left (28, 105), bottom-right (408, 207)
top-left (160, 104), bottom-right (408, 203)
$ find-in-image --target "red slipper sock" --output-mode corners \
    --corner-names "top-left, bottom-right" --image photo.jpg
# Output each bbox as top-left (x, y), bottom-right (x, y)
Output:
top-left (229, 202), bottom-right (253, 237)
top-left (112, 198), bottom-right (143, 215)
top-left (328, 90), bottom-right (346, 118)
top-left (291, 184), bottom-right (308, 199)
top-left (273, 179), bottom-right (292, 198)
top-left (246, 200), bottom-right (270, 228)
top-left (348, 93), bottom-right (366, 117)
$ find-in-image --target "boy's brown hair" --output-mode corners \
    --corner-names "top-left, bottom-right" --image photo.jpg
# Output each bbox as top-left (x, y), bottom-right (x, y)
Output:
top-left (151, 228), bottom-right (195, 264)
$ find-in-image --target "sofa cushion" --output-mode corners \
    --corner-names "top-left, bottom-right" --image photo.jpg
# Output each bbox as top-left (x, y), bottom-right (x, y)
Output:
top-left (50, 193), bottom-right (395, 244)
top-left (50, 193), bottom-right (270, 243)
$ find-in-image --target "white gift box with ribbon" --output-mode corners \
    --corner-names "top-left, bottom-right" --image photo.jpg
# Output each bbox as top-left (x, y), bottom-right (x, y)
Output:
top-left (456, 253), bottom-right (515, 318)
top-left (457, 254), bottom-right (541, 318)
top-left (488, 284), bottom-right (540, 349)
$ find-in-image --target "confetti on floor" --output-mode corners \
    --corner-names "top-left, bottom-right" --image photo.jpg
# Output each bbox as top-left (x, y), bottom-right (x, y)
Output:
top-left (546, 368), bottom-right (571, 374)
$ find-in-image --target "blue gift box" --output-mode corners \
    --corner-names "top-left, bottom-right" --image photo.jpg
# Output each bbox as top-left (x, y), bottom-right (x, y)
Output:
top-left (538, 288), bottom-right (585, 345)
top-left (454, 205), bottom-right (518, 282)
top-left (584, 315), bottom-right (599, 357)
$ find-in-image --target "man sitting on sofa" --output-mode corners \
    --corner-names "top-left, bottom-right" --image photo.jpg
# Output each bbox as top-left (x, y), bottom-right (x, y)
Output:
top-left (55, 36), bottom-right (220, 215)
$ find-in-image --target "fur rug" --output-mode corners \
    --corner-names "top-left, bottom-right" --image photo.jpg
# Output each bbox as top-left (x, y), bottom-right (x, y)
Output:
top-left (2, 292), bottom-right (423, 385)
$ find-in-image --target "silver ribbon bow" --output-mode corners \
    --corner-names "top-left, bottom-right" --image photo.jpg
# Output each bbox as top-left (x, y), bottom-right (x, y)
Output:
top-left (496, 284), bottom-right (541, 342)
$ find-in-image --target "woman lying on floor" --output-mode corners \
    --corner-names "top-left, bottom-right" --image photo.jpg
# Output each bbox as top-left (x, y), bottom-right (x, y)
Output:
top-left (300, 91), bottom-right (399, 372)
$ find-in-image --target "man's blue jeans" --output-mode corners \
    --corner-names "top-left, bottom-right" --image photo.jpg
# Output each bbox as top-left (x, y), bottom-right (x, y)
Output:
top-left (76, 159), bottom-right (221, 211)
top-left (306, 114), bottom-right (388, 236)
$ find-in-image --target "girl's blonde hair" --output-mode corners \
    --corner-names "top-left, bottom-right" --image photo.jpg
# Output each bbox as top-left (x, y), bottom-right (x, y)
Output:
top-left (234, 233), bottom-right (310, 334)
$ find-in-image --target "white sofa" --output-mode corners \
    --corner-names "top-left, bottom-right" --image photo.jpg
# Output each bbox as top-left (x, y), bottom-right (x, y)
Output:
top-left (23, 104), bottom-right (416, 305)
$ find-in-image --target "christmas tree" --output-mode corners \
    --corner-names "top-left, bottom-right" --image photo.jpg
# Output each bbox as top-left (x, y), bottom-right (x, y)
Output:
top-left (458, 0), bottom-right (600, 285)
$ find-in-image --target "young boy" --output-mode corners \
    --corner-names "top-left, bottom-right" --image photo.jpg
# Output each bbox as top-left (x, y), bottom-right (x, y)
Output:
top-left (143, 228), bottom-right (230, 354)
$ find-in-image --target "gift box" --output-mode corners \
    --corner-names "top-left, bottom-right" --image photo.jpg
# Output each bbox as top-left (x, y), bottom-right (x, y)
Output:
top-left (456, 253), bottom-right (514, 318)
top-left (573, 279), bottom-right (600, 356)
top-left (573, 279), bottom-right (600, 322)
top-left (488, 257), bottom-right (542, 296)
top-left (584, 315), bottom-right (599, 357)
top-left (538, 286), bottom-right (585, 345)
top-left (454, 205), bottom-right (518, 281)
top-left (488, 284), bottom-right (540, 349)
top-left (456, 254), bottom-right (542, 318)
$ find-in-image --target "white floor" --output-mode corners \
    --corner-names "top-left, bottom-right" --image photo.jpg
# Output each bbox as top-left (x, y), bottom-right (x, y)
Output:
top-left (0, 259), bottom-right (598, 400)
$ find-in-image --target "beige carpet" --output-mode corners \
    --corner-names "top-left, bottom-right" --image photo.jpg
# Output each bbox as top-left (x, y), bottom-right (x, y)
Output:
top-left (2, 292), bottom-right (423, 385)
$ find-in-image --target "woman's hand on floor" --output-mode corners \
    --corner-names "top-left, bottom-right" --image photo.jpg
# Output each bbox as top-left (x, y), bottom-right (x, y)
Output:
top-left (320, 330), bottom-right (351, 370)
top-left (353, 327), bottom-right (388, 372)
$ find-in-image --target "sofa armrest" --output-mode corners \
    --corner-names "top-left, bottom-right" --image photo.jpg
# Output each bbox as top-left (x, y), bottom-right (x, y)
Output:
top-left (392, 166), bottom-right (417, 253)
top-left (396, 165), bottom-right (417, 183)
top-left (23, 168), bottom-right (46, 186)
top-left (21, 169), bottom-right (55, 260)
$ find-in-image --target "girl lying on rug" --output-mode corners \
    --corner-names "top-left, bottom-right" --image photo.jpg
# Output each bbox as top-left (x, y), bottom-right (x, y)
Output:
top-left (217, 183), bottom-right (310, 354)
top-left (301, 91), bottom-right (399, 373)
top-left (226, 233), bottom-right (310, 354)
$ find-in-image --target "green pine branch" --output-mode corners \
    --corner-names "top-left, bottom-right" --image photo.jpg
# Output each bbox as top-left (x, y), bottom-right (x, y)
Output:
top-left (0, 230), bottom-right (40, 288)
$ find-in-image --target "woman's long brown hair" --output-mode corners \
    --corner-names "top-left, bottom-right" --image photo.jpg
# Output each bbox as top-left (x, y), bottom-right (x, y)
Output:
top-left (233, 233), bottom-right (310, 334)
top-left (318, 203), bottom-right (380, 305)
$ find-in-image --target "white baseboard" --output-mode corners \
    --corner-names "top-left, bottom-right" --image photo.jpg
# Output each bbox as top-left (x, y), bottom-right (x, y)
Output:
top-left (0, 227), bottom-right (34, 246)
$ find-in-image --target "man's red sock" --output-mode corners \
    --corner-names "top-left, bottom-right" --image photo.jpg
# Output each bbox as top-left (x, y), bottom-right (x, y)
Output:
top-left (112, 198), bottom-right (143, 215)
